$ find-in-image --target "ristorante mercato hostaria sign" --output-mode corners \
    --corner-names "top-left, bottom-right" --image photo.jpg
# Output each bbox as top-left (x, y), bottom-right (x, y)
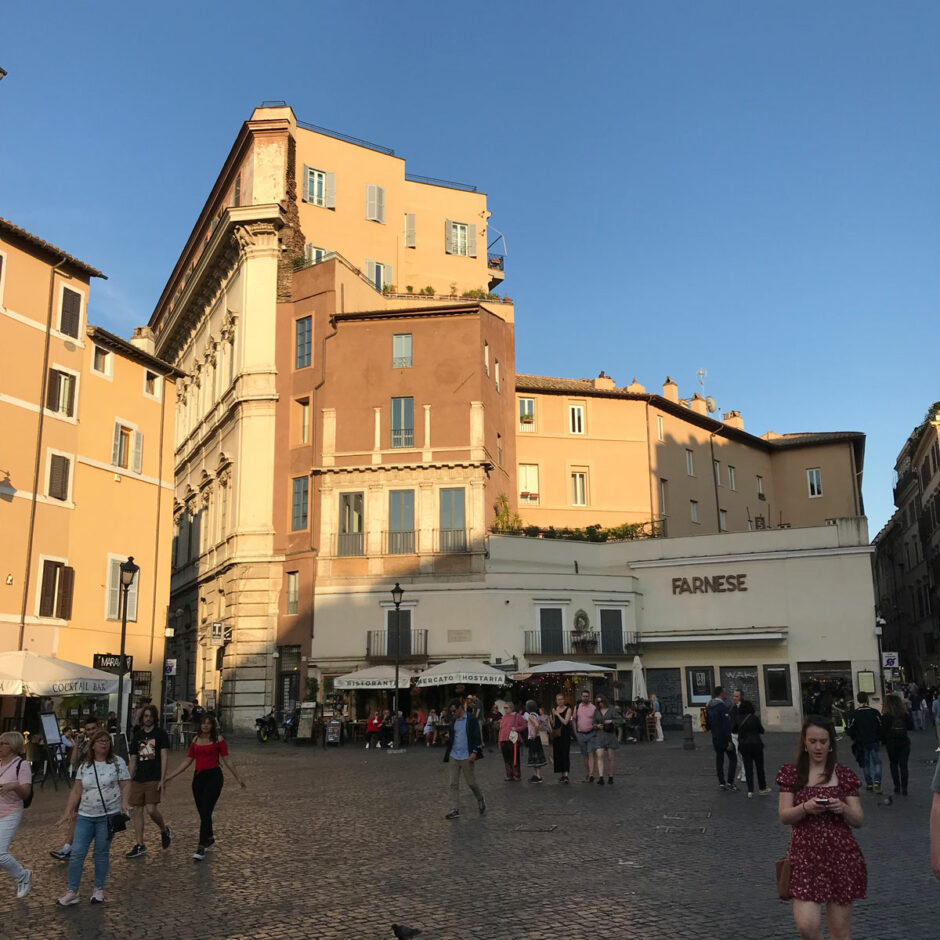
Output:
top-left (671, 574), bottom-right (748, 595)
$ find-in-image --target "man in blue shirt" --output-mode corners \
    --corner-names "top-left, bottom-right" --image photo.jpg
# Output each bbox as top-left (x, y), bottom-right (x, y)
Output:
top-left (706, 686), bottom-right (738, 791)
top-left (443, 698), bottom-right (485, 819)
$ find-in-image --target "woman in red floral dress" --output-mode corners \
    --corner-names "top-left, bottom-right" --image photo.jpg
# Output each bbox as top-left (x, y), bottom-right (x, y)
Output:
top-left (776, 717), bottom-right (866, 940)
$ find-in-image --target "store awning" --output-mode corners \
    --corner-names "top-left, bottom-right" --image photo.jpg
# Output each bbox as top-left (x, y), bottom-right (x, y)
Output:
top-left (332, 665), bottom-right (416, 690)
top-left (521, 660), bottom-right (611, 676)
top-left (641, 628), bottom-right (788, 644)
top-left (0, 651), bottom-right (120, 697)
top-left (414, 660), bottom-right (508, 687)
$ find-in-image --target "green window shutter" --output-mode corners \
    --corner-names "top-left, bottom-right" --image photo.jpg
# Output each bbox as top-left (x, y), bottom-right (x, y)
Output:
top-left (132, 432), bottom-right (143, 474)
top-left (39, 561), bottom-right (58, 616)
top-left (404, 213), bottom-right (416, 248)
top-left (56, 566), bottom-right (74, 619)
top-left (46, 370), bottom-right (61, 411)
top-left (468, 223), bottom-right (478, 258)
top-left (60, 288), bottom-right (81, 337)
top-left (444, 220), bottom-right (455, 254)
top-left (111, 423), bottom-right (122, 466)
top-left (325, 172), bottom-right (336, 208)
top-left (49, 454), bottom-right (70, 500)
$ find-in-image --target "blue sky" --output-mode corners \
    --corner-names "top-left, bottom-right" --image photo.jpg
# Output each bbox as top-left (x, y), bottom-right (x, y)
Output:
top-left (2, 1), bottom-right (938, 535)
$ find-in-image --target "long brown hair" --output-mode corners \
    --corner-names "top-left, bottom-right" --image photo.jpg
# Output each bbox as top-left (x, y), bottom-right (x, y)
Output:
top-left (196, 714), bottom-right (219, 743)
top-left (82, 731), bottom-right (116, 765)
top-left (793, 716), bottom-right (837, 790)
top-left (882, 694), bottom-right (904, 720)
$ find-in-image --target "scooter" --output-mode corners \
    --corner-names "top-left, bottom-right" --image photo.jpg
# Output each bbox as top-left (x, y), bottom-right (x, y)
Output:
top-left (282, 705), bottom-right (300, 743)
top-left (255, 709), bottom-right (279, 742)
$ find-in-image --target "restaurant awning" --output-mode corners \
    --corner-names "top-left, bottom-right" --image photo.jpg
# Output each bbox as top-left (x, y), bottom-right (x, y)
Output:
top-left (0, 651), bottom-right (121, 697)
top-left (414, 660), bottom-right (508, 687)
top-left (332, 665), bottom-right (416, 690)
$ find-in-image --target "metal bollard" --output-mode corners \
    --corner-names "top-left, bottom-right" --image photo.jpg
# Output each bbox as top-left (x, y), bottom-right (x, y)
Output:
top-left (682, 714), bottom-right (695, 750)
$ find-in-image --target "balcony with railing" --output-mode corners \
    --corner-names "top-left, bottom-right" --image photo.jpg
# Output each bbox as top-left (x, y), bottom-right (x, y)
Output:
top-left (365, 629), bottom-right (429, 662)
top-left (386, 530), bottom-right (416, 555)
top-left (487, 253), bottom-right (505, 290)
top-left (436, 527), bottom-right (468, 553)
top-left (524, 630), bottom-right (641, 658)
top-left (390, 427), bottom-right (415, 449)
top-left (336, 532), bottom-right (364, 557)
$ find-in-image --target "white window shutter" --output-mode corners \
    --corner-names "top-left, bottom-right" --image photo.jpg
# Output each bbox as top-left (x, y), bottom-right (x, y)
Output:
top-left (384, 264), bottom-right (393, 287)
top-left (304, 243), bottom-right (315, 263)
top-left (468, 223), bottom-right (478, 257)
top-left (445, 220), bottom-right (455, 255)
top-left (128, 578), bottom-right (139, 621)
top-left (132, 431), bottom-right (143, 473)
top-left (365, 260), bottom-right (377, 288)
top-left (325, 172), bottom-right (336, 209)
top-left (111, 423), bottom-right (122, 466)
top-left (302, 165), bottom-right (311, 203)
top-left (107, 561), bottom-right (120, 619)
top-left (404, 213), bottom-right (416, 248)
top-left (366, 184), bottom-right (377, 220)
top-left (376, 186), bottom-right (385, 223)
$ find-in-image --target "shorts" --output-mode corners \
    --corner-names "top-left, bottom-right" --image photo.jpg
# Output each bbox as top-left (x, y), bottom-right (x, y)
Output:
top-left (574, 729), bottom-right (595, 755)
top-left (128, 780), bottom-right (161, 806)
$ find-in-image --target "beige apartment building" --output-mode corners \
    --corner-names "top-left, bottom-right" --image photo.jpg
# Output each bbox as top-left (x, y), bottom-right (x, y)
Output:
top-left (515, 373), bottom-right (864, 537)
top-left (148, 103), bottom-right (512, 728)
top-left (872, 403), bottom-right (940, 685)
top-left (0, 219), bottom-right (180, 728)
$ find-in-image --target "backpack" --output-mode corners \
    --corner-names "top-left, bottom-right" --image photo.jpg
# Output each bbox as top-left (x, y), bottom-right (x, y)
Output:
top-left (15, 759), bottom-right (33, 809)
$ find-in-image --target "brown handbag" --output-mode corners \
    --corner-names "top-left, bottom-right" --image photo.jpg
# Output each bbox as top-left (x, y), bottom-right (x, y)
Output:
top-left (775, 831), bottom-right (794, 900)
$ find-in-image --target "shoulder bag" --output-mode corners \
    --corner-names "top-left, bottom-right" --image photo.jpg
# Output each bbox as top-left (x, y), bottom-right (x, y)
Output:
top-left (775, 830), bottom-right (794, 900)
top-left (91, 760), bottom-right (130, 840)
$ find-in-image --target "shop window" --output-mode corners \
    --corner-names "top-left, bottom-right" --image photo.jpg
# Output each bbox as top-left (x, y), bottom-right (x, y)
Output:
top-left (763, 665), bottom-right (792, 706)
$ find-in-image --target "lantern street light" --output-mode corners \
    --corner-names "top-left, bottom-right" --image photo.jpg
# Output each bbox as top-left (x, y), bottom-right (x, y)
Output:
top-left (391, 582), bottom-right (404, 750)
top-left (117, 556), bottom-right (139, 737)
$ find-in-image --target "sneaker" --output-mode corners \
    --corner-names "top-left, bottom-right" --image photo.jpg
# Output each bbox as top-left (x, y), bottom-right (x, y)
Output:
top-left (727, 785), bottom-right (740, 792)
top-left (204, 838), bottom-right (215, 850)
top-left (477, 795), bottom-right (486, 815)
top-left (90, 888), bottom-right (105, 904)
top-left (865, 784), bottom-right (873, 791)
top-left (125, 844), bottom-right (147, 859)
top-left (588, 776), bottom-right (594, 783)
top-left (16, 870), bottom-right (32, 899)
top-left (444, 810), bottom-right (460, 820)
top-left (608, 776), bottom-right (614, 785)
top-left (561, 775), bottom-right (569, 784)
top-left (747, 792), bottom-right (755, 799)
top-left (57, 890), bottom-right (80, 906)
top-left (873, 783), bottom-right (883, 795)
top-left (161, 827), bottom-right (172, 850)
top-left (759, 788), bottom-right (773, 796)
top-left (193, 845), bottom-right (207, 861)
top-left (718, 783), bottom-right (729, 791)
top-left (50, 847), bottom-right (71, 861)
top-left (597, 777), bottom-right (605, 786)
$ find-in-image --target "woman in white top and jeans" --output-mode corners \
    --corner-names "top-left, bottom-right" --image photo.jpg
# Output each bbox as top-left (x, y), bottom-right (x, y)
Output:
top-left (56, 731), bottom-right (130, 905)
top-left (0, 732), bottom-right (33, 898)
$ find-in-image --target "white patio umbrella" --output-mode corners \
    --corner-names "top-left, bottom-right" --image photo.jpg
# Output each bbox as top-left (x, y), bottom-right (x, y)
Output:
top-left (332, 665), bottom-right (416, 690)
top-left (414, 659), bottom-right (507, 687)
top-left (523, 660), bottom-right (610, 676)
top-left (0, 651), bottom-right (120, 697)
top-left (632, 655), bottom-right (648, 701)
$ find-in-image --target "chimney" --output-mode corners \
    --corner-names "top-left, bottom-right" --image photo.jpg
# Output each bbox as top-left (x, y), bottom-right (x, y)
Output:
top-left (593, 370), bottom-right (616, 390)
top-left (723, 410), bottom-right (743, 430)
top-left (690, 393), bottom-right (708, 416)
top-left (131, 326), bottom-right (156, 356)
top-left (625, 377), bottom-right (645, 394)
top-left (662, 376), bottom-right (679, 403)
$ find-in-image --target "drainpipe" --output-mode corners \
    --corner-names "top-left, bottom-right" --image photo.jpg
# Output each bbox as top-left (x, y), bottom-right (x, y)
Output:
top-left (19, 255), bottom-right (68, 650)
top-left (709, 431), bottom-right (721, 532)
top-left (645, 401), bottom-right (657, 535)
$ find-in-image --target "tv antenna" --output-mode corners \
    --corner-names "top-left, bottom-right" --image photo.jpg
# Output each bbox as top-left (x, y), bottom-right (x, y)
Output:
top-left (697, 368), bottom-right (717, 414)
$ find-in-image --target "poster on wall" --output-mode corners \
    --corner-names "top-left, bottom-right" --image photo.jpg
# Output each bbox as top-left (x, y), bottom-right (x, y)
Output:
top-left (686, 666), bottom-right (714, 705)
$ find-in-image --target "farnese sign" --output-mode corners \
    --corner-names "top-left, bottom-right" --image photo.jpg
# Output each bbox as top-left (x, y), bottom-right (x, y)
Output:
top-left (672, 574), bottom-right (748, 595)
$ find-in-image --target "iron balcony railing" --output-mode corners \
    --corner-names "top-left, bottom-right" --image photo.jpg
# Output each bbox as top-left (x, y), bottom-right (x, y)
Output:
top-left (405, 172), bottom-right (477, 193)
top-left (524, 630), bottom-right (640, 657)
top-left (487, 253), bottom-right (505, 271)
top-left (366, 629), bottom-right (429, 661)
top-left (386, 530), bottom-right (416, 555)
top-left (336, 532), bottom-right (364, 557)
top-left (437, 528), bottom-right (468, 553)
top-left (392, 356), bottom-right (412, 369)
top-left (390, 428), bottom-right (415, 448)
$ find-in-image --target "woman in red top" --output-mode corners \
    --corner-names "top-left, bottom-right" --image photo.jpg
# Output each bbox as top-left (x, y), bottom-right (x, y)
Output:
top-left (166, 716), bottom-right (245, 861)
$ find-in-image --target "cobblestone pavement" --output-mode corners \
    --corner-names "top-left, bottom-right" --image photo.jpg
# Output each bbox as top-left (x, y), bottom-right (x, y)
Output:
top-left (0, 731), bottom-right (936, 940)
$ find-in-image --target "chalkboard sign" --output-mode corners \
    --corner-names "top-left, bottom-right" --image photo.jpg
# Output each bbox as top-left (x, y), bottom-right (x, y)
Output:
top-left (646, 668), bottom-right (683, 730)
top-left (720, 665), bottom-right (761, 713)
top-left (297, 703), bottom-right (316, 740)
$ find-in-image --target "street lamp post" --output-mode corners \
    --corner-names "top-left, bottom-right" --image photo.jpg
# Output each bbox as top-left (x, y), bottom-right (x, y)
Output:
top-left (117, 556), bottom-right (139, 737)
top-left (875, 616), bottom-right (886, 699)
top-left (391, 582), bottom-right (404, 750)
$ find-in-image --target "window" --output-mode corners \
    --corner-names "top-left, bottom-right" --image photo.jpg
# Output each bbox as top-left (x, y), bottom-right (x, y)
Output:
top-left (47, 453), bottom-right (71, 501)
top-left (496, 433), bottom-right (503, 467)
top-left (686, 449), bottom-right (694, 476)
top-left (599, 608), bottom-right (624, 655)
top-left (763, 664), bottom-right (792, 706)
top-left (218, 479), bottom-right (229, 540)
top-left (304, 243), bottom-right (328, 265)
top-left (444, 220), bottom-right (477, 257)
top-left (807, 468), bottom-right (823, 498)
top-left (39, 559), bottom-right (74, 619)
top-left (365, 184), bottom-right (386, 223)
top-left (757, 475), bottom-right (764, 496)
top-left (303, 166), bottom-right (335, 208)
top-left (286, 572), bottom-right (299, 614)
top-left (439, 488), bottom-right (466, 552)
top-left (495, 359), bottom-right (500, 391)
top-left (298, 399), bottom-right (310, 444)
top-left (46, 369), bottom-right (76, 417)
top-left (391, 397), bottom-right (414, 448)
top-left (538, 607), bottom-right (564, 655)
top-left (728, 466), bottom-right (736, 491)
top-left (388, 490), bottom-right (415, 554)
top-left (59, 287), bottom-right (82, 338)
top-left (690, 499), bottom-right (699, 523)
top-left (111, 423), bottom-right (143, 473)
top-left (719, 509), bottom-right (727, 531)
top-left (571, 470), bottom-right (588, 506)
top-left (295, 317), bottom-right (312, 369)
top-left (232, 174), bottom-right (241, 208)
top-left (519, 464), bottom-right (540, 504)
top-left (713, 460), bottom-right (721, 486)
top-left (143, 370), bottom-right (161, 399)
top-left (338, 492), bottom-right (364, 555)
top-left (105, 558), bottom-right (137, 621)
top-left (92, 346), bottom-right (111, 377)
top-left (291, 477), bottom-right (309, 531)
top-left (569, 404), bottom-right (585, 434)
top-left (483, 342), bottom-right (489, 375)
top-left (659, 478), bottom-right (668, 514)
top-left (392, 333), bottom-right (412, 368)
top-left (404, 213), bottom-right (416, 248)
top-left (519, 398), bottom-right (535, 431)
top-left (366, 260), bottom-right (393, 291)
top-left (656, 415), bottom-right (664, 442)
